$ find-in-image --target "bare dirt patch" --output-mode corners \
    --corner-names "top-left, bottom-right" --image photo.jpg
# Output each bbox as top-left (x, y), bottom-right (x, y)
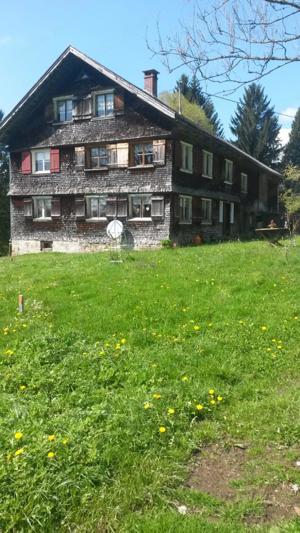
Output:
top-left (186, 443), bottom-right (300, 524)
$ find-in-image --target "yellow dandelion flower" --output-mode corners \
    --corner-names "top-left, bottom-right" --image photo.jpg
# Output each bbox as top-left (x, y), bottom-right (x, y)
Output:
top-left (217, 396), bottom-right (223, 402)
top-left (115, 343), bottom-right (121, 350)
top-left (47, 452), bottom-right (55, 459)
top-left (208, 389), bottom-right (215, 395)
top-left (14, 431), bottom-right (23, 440)
top-left (144, 402), bottom-right (152, 409)
top-left (182, 376), bottom-right (188, 382)
top-left (62, 438), bottom-right (69, 445)
top-left (120, 338), bottom-right (126, 344)
top-left (19, 385), bottom-right (27, 391)
top-left (167, 408), bottom-right (175, 415)
top-left (193, 325), bottom-right (200, 331)
top-left (5, 349), bottom-right (14, 356)
top-left (159, 426), bottom-right (166, 433)
top-left (210, 399), bottom-right (216, 405)
top-left (153, 393), bottom-right (161, 400)
top-left (261, 326), bottom-right (267, 331)
top-left (294, 316), bottom-right (298, 320)
top-left (48, 435), bottom-right (55, 442)
top-left (15, 448), bottom-right (24, 456)
top-left (196, 404), bottom-right (203, 411)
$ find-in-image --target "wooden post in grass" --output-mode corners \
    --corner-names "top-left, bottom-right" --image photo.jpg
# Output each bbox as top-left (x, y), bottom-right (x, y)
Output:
top-left (18, 294), bottom-right (24, 313)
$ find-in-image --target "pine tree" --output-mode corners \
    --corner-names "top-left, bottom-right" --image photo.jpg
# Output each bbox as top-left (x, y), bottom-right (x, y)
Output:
top-left (283, 108), bottom-right (300, 167)
top-left (0, 109), bottom-right (10, 254)
top-left (173, 74), bottom-right (224, 137)
top-left (230, 83), bottom-right (281, 166)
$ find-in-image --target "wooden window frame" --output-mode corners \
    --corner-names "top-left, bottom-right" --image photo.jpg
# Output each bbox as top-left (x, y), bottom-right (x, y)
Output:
top-left (201, 198), bottom-right (212, 224)
top-left (93, 90), bottom-right (115, 118)
top-left (85, 195), bottom-right (107, 220)
top-left (32, 149), bottom-right (50, 174)
top-left (224, 159), bottom-right (233, 184)
top-left (128, 194), bottom-right (152, 220)
top-left (53, 96), bottom-right (73, 123)
top-left (179, 195), bottom-right (192, 224)
top-left (241, 172), bottom-right (248, 193)
top-left (202, 150), bottom-right (213, 179)
top-left (33, 196), bottom-right (52, 220)
top-left (180, 142), bottom-right (193, 174)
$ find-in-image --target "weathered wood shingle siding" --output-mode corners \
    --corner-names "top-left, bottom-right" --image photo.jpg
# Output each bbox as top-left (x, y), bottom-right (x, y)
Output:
top-left (10, 141), bottom-right (173, 196)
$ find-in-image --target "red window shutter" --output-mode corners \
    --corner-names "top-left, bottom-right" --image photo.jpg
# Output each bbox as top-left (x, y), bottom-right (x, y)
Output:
top-left (50, 148), bottom-right (60, 172)
top-left (21, 152), bottom-right (31, 174)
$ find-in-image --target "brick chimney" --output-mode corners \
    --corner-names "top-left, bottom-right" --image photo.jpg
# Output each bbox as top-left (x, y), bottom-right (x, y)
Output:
top-left (143, 69), bottom-right (159, 97)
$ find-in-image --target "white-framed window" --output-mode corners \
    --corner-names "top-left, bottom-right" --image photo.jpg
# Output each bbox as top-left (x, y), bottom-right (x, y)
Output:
top-left (129, 194), bottom-right (152, 219)
top-left (33, 197), bottom-right (52, 219)
top-left (95, 91), bottom-right (114, 117)
top-left (54, 97), bottom-right (73, 122)
top-left (86, 196), bottom-right (107, 219)
top-left (90, 146), bottom-right (117, 168)
top-left (32, 149), bottom-right (50, 173)
top-left (224, 159), bottom-right (233, 183)
top-left (241, 172), bottom-right (248, 193)
top-left (201, 198), bottom-right (212, 224)
top-left (133, 143), bottom-right (154, 166)
top-left (179, 195), bottom-right (192, 224)
top-left (202, 150), bottom-right (213, 178)
top-left (180, 142), bottom-right (193, 173)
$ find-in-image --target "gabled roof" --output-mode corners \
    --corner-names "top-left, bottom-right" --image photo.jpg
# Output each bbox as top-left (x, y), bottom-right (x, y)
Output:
top-left (0, 45), bottom-right (281, 178)
top-left (0, 45), bottom-right (175, 136)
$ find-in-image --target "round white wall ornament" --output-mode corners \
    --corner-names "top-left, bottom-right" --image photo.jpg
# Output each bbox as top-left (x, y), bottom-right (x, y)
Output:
top-left (106, 219), bottom-right (123, 240)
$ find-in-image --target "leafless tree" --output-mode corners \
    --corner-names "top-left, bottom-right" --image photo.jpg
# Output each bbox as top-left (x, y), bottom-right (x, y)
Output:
top-left (150, 0), bottom-right (300, 94)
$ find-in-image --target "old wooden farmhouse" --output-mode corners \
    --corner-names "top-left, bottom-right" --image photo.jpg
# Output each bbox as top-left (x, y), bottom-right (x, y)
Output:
top-left (0, 46), bottom-right (280, 254)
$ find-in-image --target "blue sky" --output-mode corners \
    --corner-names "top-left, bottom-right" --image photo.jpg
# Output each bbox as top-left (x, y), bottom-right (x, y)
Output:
top-left (0, 0), bottom-right (298, 142)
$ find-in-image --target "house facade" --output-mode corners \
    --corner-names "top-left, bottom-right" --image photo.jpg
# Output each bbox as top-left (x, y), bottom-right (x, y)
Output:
top-left (0, 47), bottom-right (280, 254)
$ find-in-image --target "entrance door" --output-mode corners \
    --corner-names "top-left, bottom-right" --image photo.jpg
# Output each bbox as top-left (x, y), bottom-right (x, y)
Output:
top-left (223, 203), bottom-right (231, 236)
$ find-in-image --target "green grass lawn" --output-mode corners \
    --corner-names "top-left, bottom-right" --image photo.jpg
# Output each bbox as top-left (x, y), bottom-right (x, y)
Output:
top-left (0, 241), bottom-right (300, 532)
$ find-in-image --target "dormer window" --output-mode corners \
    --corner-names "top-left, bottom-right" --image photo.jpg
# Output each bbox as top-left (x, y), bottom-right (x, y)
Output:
top-left (54, 97), bottom-right (73, 122)
top-left (95, 92), bottom-right (114, 117)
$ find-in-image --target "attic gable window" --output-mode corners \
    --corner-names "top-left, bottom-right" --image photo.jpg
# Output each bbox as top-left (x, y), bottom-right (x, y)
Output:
top-left (55, 98), bottom-right (73, 122)
top-left (95, 92), bottom-right (114, 117)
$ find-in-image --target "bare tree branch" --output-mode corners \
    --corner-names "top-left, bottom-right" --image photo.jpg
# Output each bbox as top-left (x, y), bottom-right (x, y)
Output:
top-left (149, 0), bottom-right (300, 94)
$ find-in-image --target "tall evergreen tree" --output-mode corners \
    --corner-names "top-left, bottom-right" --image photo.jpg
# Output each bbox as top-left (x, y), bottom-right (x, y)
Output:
top-left (0, 109), bottom-right (10, 254)
top-left (174, 74), bottom-right (224, 137)
top-left (230, 83), bottom-right (281, 167)
top-left (283, 108), bottom-right (300, 167)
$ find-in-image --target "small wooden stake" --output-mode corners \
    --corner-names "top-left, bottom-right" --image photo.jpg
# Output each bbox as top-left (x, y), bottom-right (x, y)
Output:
top-left (18, 294), bottom-right (24, 313)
